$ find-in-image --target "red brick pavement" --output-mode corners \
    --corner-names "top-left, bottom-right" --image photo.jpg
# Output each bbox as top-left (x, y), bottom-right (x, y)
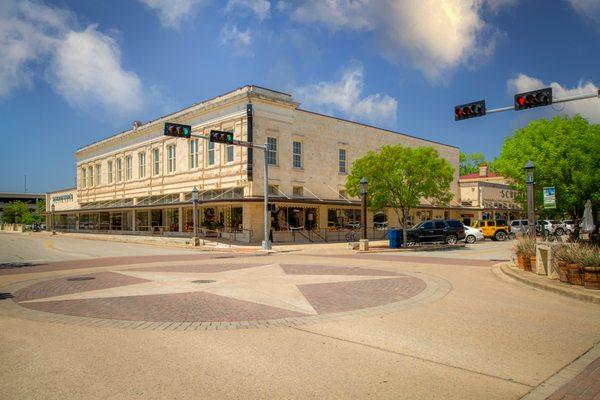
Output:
top-left (546, 356), bottom-right (600, 400)
top-left (12, 264), bottom-right (425, 322)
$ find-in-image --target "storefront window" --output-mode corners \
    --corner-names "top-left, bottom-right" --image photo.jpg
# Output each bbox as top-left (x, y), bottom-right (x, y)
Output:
top-left (271, 206), bottom-right (317, 231)
top-left (166, 209), bottom-right (179, 232)
top-left (327, 208), bottom-right (360, 230)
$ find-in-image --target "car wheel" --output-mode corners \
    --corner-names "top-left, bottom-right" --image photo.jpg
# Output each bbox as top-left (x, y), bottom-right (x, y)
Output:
top-left (508, 232), bottom-right (516, 240)
top-left (445, 234), bottom-right (458, 245)
top-left (565, 229), bottom-right (572, 236)
top-left (555, 228), bottom-right (564, 236)
top-left (465, 235), bottom-right (476, 244)
top-left (494, 231), bottom-right (507, 241)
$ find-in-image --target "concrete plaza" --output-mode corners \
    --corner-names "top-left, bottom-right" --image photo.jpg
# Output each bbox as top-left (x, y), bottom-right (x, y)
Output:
top-left (1, 232), bottom-right (599, 399)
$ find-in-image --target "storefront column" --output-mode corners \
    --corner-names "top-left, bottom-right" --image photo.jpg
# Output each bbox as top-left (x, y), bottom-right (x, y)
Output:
top-left (178, 207), bottom-right (183, 232)
top-left (131, 209), bottom-right (136, 231)
top-left (75, 213), bottom-right (80, 230)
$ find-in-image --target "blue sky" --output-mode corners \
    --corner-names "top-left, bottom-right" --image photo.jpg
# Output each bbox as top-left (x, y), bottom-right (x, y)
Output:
top-left (1, 0), bottom-right (599, 193)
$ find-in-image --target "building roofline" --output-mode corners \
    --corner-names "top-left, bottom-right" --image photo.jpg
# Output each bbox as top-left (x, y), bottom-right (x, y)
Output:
top-left (296, 108), bottom-right (459, 150)
top-left (46, 187), bottom-right (77, 195)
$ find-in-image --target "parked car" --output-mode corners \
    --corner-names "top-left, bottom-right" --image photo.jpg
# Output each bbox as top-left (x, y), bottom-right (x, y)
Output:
top-left (406, 219), bottom-right (466, 245)
top-left (510, 219), bottom-right (530, 235)
top-left (561, 220), bottom-right (575, 235)
top-left (472, 219), bottom-right (511, 241)
top-left (464, 225), bottom-right (484, 244)
top-left (539, 220), bottom-right (563, 235)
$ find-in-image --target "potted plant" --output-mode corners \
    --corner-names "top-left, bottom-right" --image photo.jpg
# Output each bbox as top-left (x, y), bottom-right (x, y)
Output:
top-left (553, 244), bottom-right (575, 283)
top-left (567, 244), bottom-right (584, 286)
top-left (514, 236), bottom-right (536, 271)
top-left (579, 244), bottom-right (600, 290)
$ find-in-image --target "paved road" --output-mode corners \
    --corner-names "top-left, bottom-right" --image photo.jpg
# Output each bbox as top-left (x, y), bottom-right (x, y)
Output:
top-left (1, 233), bottom-right (599, 400)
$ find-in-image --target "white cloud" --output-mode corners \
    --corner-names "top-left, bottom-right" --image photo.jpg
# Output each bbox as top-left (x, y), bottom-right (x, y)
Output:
top-left (0, 0), bottom-right (146, 115)
top-left (220, 24), bottom-right (253, 56)
top-left (226, 0), bottom-right (271, 21)
top-left (567, 0), bottom-right (600, 21)
top-left (295, 62), bottom-right (398, 127)
top-left (137, 0), bottom-right (207, 28)
top-left (48, 25), bottom-right (144, 114)
top-left (289, 0), bottom-right (512, 82)
top-left (508, 73), bottom-right (600, 122)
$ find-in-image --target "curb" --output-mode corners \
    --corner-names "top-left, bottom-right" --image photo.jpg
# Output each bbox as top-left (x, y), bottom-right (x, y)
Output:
top-left (498, 263), bottom-right (600, 304)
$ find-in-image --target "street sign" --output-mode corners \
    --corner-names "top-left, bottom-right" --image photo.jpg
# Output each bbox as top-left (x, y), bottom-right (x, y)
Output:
top-left (164, 123), bottom-right (191, 138)
top-left (543, 187), bottom-right (556, 209)
top-left (209, 130), bottom-right (234, 144)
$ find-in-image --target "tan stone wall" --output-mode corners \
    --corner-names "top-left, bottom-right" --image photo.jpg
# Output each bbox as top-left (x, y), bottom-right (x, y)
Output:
top-left (251, 104), bottom-right (460, 202)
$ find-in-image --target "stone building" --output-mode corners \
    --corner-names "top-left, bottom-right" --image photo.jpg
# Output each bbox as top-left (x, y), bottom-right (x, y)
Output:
top-left (459, 165), bottom-right (523, 225)
top-left (47, 85), bottom-right (474, 243)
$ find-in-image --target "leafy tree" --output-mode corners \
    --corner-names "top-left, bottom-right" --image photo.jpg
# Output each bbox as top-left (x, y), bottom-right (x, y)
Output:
top-left (494, 115), bottom-right (600, 219)
top-left (346, 145), bottom-right (454, 245)
top-left (1, 201), bottom-right (32, 224)
top-left (459, 152), bottom-right (490, 175)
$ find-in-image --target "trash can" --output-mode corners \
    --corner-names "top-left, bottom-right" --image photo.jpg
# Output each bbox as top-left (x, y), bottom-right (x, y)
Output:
top-left (387, 229), bottom-right (404, 249)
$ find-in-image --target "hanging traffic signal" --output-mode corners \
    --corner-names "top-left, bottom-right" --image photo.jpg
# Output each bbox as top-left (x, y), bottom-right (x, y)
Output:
top-left (209, 130), bottom-right (234, 144)
top-left (454, 100), bottom-right (486, 121)
top-left (514, 88), bottom-right (552, 111)
top-left (164, 122), bottom-right (191, 138)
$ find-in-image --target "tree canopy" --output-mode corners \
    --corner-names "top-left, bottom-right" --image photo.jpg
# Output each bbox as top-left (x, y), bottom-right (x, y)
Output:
top-left (494, 115), bottom-right (600, 218)
top-left (345, 145), bottom-right (454, 236)
top-left (1, 200), bottom-right (45, 224)
top-left (459, 152), bottom-right (491, 176)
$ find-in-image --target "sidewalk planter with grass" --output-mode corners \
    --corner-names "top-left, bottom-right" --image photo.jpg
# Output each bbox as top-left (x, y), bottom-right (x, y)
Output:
top-left (514, 236), bottom-right (536, 272)
top-left (579, 244), bottom-right (600, 290)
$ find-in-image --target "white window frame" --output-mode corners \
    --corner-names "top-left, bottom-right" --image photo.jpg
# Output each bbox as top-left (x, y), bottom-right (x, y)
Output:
top-left (107, 161), bottom-right (113, 184)
top-left (226, 143), bottom-right (234, 163)
top-left (266, 137), bottom-right (277, 165)
top-left (153, 148), bottom-right (160, 176)
top-left (116, 158), bottom-right (123, 182)
top-left (338, 148), bottom-right (347, 174)
top-left (87, 166), bottom-right (93, 187)
top-left (125, 156), bottom-right (132, 180)
top-left (167, 144), bottom-right (176, 173)
top-left (189, 139), bottom-right (199, 169)
top-left (207, 141), bottom-right (215, 166)
top-left (81, 168), bottom-right (87, 189)
top-left (138, 152), bottom-right (146, 178)
top-left (95, 164), bottom-right (101, 186)
top-left (292, 141), bottom-right (302, 169)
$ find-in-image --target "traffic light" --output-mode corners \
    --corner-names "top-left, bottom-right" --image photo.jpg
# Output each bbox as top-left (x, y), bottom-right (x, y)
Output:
top-left (514, 87), bottom-right (552, 111)
top-left (164, 123), bottom-right (191, 138)
top-left (209, 130), bottom-right (234, 144)
top-left (454, 100), bottom-right (486, 121)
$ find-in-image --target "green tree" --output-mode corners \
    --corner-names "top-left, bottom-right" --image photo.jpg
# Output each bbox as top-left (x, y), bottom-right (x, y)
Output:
top-left (494, 115), bottom-right (600, 218)
top-left (1, 201), bottom-right (32, 224)
top-left (346, 145), bottom-right (454, 245)
top-left (459, 152), bottom-right (489, 175)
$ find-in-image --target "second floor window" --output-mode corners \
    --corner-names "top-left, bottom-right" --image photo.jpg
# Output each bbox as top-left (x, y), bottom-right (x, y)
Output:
top-left (153, 148), bottom-right (160, 176)
top-left (293, 141), bottom-right (302, 169)
top-left (116, 158), bottom-right (123, 181)
top-left (167, 144), bottom-right (176, 172)
top-left (87, 166), bottom-right (93, 187)
top-left (95, 164), bottom-right (101, 185)
top-left (338, 148), bottom-right (347, 174)
top-left (81, 168), bottom-right (86, 188)
top-left (226, 144), bottom-right (234, 163)
top-left (125, 156), bottom-right (132, 180)
top-left (266, 137), bottom-right (277, 165)
top-left (138, 152), bottom-right (146, 178)
top-left (189, 139), bottom-right (198, 169)
top-left (293, 186), bottom-right (303, 197)
top-left (107, 161), bottom-right (113, 183)
top-left (207, 141), bottom-right (214, 166)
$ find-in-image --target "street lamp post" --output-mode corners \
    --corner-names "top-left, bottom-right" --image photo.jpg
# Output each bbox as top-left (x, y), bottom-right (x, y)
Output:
top-left (51, 204), bottom-right (56, 235)
top-left (191, 186), bottom-right (199, 246)
top-left (524, 161), bottom-right (536, 238)
top-left (262, 142), bottom-right (272, 251)
top-left (360, 177), bottom-right (368, 240)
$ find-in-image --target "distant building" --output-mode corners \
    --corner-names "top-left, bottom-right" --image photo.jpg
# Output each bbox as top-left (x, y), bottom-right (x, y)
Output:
top-left (0, 192), bottom-right (44, 221)
top-left (458, 165), bottom-right (523, 225)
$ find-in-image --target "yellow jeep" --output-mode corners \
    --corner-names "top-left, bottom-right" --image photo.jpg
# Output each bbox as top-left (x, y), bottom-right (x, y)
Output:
top-left (472, 219), bottom-right (510, 241)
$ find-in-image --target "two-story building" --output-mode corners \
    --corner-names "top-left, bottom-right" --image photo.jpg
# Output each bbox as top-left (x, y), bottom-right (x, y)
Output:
top-left (47, 85), bottom-right (471, 243)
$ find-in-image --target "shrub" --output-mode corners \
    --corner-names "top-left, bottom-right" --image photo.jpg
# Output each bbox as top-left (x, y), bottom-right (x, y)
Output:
top-left (514, 236), bottom-right (536, 258)
top-left (577, 244), bottom-right (600, 270)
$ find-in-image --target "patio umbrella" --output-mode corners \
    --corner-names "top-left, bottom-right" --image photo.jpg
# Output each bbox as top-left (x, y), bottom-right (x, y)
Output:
top-left (581, 199), bottom-right (595, 232)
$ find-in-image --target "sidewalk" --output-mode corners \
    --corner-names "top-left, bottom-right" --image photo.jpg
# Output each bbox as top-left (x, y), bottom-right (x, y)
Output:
top-left (498, 263), bottom-right (600, 304)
